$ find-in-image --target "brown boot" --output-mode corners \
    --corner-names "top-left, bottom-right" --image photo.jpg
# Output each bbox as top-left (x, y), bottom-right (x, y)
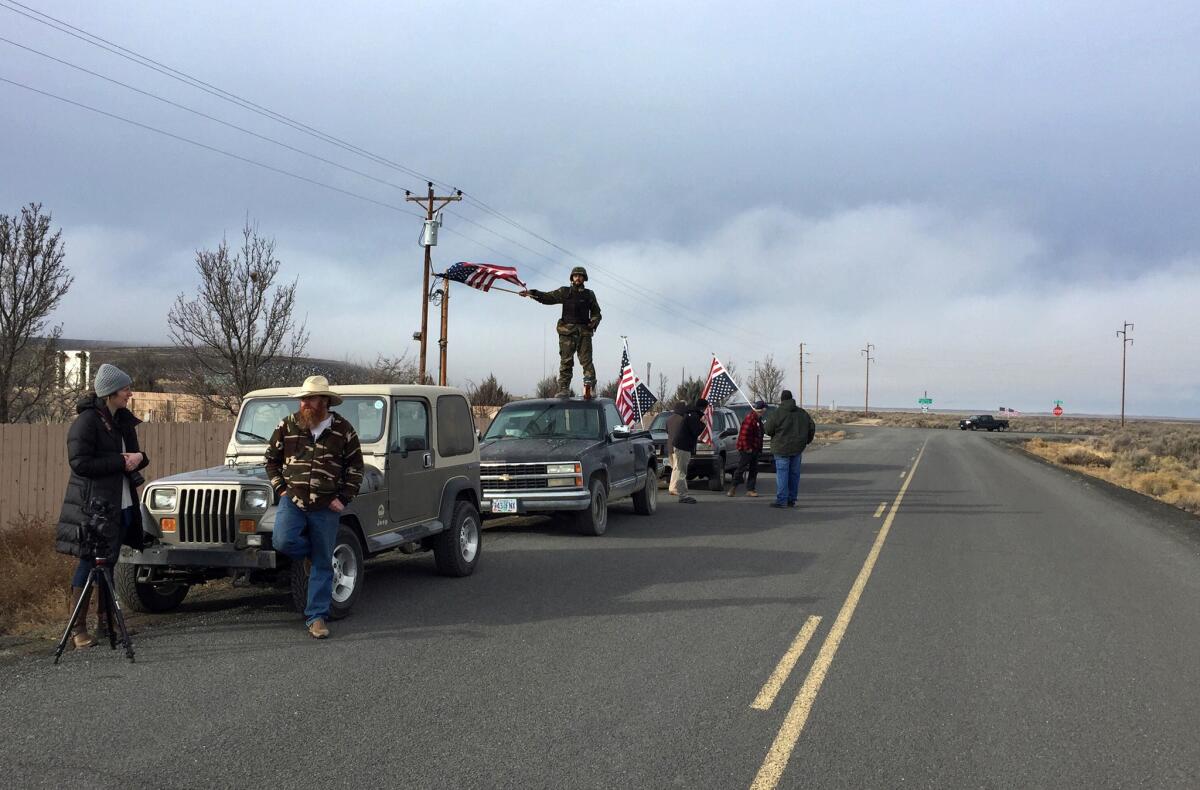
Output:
top-left (583, 382), bottom-right (595, 400)
top-left (69, 586), bottom-right (96, 649)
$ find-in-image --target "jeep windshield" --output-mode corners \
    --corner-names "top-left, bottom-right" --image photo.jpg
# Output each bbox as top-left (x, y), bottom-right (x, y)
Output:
top-left (484, 403), bottom-right (602, 441)
top-left (235, 396), bottom-right (388, 444)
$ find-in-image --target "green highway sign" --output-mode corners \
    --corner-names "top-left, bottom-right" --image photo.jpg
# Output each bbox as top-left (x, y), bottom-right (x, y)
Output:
top-left (918, 398), bottom-right (933, 404)
top-left (1054, 400), bottom-right (1064, 406)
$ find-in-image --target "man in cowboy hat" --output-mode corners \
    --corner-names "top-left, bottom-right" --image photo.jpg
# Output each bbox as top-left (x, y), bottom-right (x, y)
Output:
top-left (264, 375), bottom-right (364, 639)
top-left (520, 266), bottom-right (602, 399)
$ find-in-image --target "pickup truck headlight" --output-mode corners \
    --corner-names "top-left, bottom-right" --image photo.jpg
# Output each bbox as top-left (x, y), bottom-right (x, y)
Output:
top-left (547, 463), bottom-right (581, 475)
top-left (242, 489), bottom-right (270, 512)
top-left (150, 488), bottom-right (177, 511)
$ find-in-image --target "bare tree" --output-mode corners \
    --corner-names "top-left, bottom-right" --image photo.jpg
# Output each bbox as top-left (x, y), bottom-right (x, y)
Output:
top-left (599, 378), bottom-right (619, 400)
top-left (0, 203), bottom-right (73, 423)
top-left (466, 372), bottom-right (513, 422)
top-left (535, 376), bottom-right (558, 398)
top-left (748, 354), bottom-right (786, 403)
top-left (656, 372), bottom-right (670, 405)
top-left (673, 376), bottom-right (705, 406)
top-left (346, 351), bottom-right (419, 385)
top-left (168, 221), bottom-right (309, 415)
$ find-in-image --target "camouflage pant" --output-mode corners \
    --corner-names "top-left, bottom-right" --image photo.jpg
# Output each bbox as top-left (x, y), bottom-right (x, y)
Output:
top-left (557, 322), bottom-right (595, 391)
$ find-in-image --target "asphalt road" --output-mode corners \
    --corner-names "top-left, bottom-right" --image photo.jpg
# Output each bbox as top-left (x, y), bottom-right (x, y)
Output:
top-left (3, 428), bottom-right (1199, 788)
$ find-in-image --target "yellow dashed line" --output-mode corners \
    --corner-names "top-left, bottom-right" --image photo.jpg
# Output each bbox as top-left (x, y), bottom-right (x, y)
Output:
top-left (750, 616), bottom-right (823, 711)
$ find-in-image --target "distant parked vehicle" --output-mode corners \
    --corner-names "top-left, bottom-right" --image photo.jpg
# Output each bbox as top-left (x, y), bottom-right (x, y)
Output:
top-left (959, 414), bottom-right (1010, 431)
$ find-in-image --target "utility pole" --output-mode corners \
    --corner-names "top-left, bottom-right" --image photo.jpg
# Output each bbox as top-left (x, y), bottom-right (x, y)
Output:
top-left (798, 343), bottom-right (811, 407)
top-left (861, 343), bottom-right (875, 416)
top-left (1117, 321), bottom-right (1134, 426)
top-left (405, 181), bottom-right (461, 384)
top-left (815, 373), bottom-right (820, 412)
top-left (437, 276), bottom-right (450, 385)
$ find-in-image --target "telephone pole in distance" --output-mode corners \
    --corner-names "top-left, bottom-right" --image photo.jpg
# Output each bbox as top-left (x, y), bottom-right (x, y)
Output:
top-left (405, 182), bottom-right (461, 384)
top-left (1117, 321), bottom-right (1134, 426)
top-left (798, 343), bottom-right (812, 407)
top-left (861, 343), bottom-right (875, 416)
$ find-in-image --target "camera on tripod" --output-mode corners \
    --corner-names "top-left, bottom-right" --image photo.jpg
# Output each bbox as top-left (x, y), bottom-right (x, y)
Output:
top-left (78, 497), bottom-right (121, 561)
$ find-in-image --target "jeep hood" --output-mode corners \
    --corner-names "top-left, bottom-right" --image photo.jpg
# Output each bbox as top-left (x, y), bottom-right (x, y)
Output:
top-left (148, 464), bottom-right (271, 486)
top-left (480, 437), bottom-right (603, 462)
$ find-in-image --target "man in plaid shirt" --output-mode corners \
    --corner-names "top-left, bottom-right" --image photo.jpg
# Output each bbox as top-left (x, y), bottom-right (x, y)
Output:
top-left (728, 400), bottom-right (767, 497)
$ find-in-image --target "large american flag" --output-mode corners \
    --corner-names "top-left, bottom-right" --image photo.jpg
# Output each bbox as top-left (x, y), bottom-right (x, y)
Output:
top-left (616, 345), bottom-right (658, 425)
top-left (700, 355), bottom-right (738, 444)
top-left (442, 261), bottom-right (527, 292)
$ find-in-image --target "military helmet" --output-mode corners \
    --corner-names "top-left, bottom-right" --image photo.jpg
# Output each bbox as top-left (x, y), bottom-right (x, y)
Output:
top-left (570, 266), bottom-right (588, 282)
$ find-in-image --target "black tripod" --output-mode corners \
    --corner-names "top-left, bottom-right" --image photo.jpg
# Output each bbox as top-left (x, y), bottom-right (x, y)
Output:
top-left (53, 555), bottom-right (135, 664)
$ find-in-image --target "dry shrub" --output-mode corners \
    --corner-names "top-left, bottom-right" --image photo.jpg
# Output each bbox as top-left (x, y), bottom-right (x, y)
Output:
top-left (814, 429), bottom-right (846, 444)
top-left (1133, 472), bottom-right (1180, 497)
top-left (1057, 446), bottom-right (1113, 468)
top-left (0, 514), bottom-right (74, 637)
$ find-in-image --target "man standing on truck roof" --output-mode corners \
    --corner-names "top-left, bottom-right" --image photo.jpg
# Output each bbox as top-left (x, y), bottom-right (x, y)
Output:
top-left (265, 376), bottom-right (364, 639)
top-left (521, 266), bottom-right (602, 400)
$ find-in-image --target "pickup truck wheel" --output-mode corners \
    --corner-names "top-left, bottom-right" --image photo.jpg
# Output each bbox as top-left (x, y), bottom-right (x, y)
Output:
top-left (114, 563), bottom-right (189, 613)
top-left (707, 455), bottom-right (726, 491)
top-left (290, 524), bottom-right (364, 620)
top-left (632, 467), bottom-right (658, 515)
top-left (433, 500), bottom-right (482, 577)
top-left (575, 478), bottom-right (609, 536)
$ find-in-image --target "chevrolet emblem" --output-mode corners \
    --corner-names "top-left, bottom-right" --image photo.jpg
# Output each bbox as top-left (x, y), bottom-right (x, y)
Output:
top-left (500, 474), bottom-right (512, 481)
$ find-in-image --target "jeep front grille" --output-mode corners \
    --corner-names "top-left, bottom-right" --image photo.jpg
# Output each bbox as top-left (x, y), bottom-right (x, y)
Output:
top-left (177, 487), bottom-right (238, 543)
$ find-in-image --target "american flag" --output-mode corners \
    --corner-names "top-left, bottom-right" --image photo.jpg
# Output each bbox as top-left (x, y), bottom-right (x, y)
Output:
top-left (442, 261), bottom-right (527, 292)
top-left (699, 355), bottom-right (738, 444)
top-left (616, 345), bottom-right (658, 425)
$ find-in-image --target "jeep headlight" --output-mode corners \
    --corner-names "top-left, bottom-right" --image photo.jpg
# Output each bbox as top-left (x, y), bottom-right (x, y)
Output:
top-left (242, 488), bottom-right (270, 512)
top-left (150, 488), bottom-right (177, 511)
top-left (547, 463), bottom-right (581, 475)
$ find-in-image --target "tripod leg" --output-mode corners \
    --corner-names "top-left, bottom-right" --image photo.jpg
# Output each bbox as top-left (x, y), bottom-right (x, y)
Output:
top-left (100, 567), bottom-right (135, 663)
top-left (53, 571), bottom-right (95, 663)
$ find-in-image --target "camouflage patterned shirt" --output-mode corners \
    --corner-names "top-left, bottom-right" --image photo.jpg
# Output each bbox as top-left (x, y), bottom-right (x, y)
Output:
top-left (264, 411), bottom-right (364, 511)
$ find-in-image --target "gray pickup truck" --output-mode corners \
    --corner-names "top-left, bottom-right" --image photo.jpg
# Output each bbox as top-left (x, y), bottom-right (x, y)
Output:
top-left (119, 385), bottom-right (482, 619)
top-left (478, 397), bottom-right (658, 535)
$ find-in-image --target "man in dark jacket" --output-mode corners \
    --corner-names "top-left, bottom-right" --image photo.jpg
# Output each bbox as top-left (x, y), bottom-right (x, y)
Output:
top-left (667, 398), bottom-right (707, 504)
top-left (521, 266), bottom-right (602, 399)
top-left (763, 390), bottom-right (816, 508)
top-left (728, 400), bottom-right (767, 497)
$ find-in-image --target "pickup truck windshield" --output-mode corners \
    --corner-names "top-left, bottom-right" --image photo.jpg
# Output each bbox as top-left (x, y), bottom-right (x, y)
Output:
top-left (485, 403), bottom-right (602, 441)
top-left (236, 396), bottom-right (387, 444)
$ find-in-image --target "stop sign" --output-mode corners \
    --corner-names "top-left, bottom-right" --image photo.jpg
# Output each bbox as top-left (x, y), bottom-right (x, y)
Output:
top-left (1053, 405), bottom-right (1063, 416)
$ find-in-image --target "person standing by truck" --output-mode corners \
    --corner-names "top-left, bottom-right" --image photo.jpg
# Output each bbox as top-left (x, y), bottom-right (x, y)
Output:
top-left (763, 390), bottom-right (816, 509)
top-left (265, 376), bottom-right (364, 639)
top-left (668, 398), bottom-right (708, 505)
top-left (728, 400), bottom-right (767, 497)
top-left (520, 267), bottom-right (602, 399)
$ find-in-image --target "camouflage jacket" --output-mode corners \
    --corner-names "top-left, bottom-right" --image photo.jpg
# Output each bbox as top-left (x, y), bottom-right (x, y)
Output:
top-left (264, 411), bottom-right (364, 511)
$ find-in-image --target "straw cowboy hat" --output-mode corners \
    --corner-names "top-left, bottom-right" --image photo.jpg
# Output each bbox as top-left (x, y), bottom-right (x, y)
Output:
top-left (294, 375), bottom-right (343, 406)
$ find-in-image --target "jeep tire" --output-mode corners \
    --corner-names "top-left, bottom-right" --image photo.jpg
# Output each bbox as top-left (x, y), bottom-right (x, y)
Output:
top-left (433, 500), bottom-right (482, 577)
top-left (575, 477), bottom-right (609, 536)
top-left (632, 466), bottom-right (657, 515)
top-left (114, 563), bottom-right (189, 613)
top-left (290, 523), bottom-right (364, 620)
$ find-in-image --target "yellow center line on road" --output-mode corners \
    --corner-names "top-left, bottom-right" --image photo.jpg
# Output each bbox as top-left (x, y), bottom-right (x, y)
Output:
top-left (872, 502), bottom-right (887, 518)
top-left (750, 616), bottom-right (823, 711)
top-left (899, 470), bottom-right (906, 478)
top-left (750, 438), bottom-right (930, 790)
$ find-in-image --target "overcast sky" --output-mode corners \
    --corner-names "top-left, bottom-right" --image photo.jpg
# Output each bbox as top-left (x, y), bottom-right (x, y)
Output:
top-left (2, 1), bottom-right (1198, 416)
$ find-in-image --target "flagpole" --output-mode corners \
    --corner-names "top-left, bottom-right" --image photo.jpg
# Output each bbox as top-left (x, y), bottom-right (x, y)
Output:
top-left (431, 273), bottom-right (525, 296)
top-left (711, 353), bottom-right (754, 405)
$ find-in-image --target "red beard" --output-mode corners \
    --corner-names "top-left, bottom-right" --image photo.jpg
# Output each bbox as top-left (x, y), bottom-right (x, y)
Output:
top-left (298, 404), bottom-right (328, 429)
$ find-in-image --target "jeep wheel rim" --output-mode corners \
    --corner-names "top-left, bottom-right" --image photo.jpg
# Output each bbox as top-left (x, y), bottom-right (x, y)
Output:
top-left (459, 516), bottom-right (479, 563)
top-left (331, 543), bottom-right (359, 603)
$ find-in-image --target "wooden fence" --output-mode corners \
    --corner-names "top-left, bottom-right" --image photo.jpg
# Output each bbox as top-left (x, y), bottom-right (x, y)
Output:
top-left (0, 421), bottom-right (233, 526)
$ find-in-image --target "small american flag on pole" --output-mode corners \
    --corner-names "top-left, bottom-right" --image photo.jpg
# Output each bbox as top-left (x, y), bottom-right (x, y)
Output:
top-left (616, 342), bottom-right (658, 425)
top-left (699, 355), bottom-right (737, 444)
top-left (442, 261), bottom-right (527, 292)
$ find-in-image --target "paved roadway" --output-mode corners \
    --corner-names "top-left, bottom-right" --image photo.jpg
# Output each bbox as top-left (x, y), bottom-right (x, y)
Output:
top-left (3, 428), bottom-right (1199, 788)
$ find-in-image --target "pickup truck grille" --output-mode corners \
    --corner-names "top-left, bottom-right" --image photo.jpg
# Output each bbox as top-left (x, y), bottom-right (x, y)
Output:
top-left (482, 478), bottom-right (549, 492)
top-left (481, 463), bottom-right (548, 476)
top-left (177, 487), bottom-right (238, 544)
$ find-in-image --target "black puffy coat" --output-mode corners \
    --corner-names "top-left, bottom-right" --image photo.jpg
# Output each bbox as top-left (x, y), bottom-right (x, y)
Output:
top-left (669, 401), bottom-right (707, 454)
top-left (55, 395), bottom-right (149, 558)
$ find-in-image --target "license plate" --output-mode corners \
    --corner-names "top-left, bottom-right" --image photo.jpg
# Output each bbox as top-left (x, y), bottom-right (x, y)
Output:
top-left (493, 498), bottom-right (518, 514)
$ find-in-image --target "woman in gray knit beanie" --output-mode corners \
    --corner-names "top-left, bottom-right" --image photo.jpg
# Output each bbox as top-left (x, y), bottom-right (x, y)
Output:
top-left (53, 363), bottom-right (150, 649)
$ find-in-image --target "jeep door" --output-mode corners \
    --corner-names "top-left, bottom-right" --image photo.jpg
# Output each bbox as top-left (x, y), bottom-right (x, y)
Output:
top-left (386, 398), bottom-right (438, 527)
top-left (602, 401), bottom-right (637, 495)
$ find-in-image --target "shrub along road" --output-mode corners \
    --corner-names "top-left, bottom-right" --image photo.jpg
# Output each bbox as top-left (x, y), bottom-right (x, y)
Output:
top-left (1, 428), bottom-right (1199, 788)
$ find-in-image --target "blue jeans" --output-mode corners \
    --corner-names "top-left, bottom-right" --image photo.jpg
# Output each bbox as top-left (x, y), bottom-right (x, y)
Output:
top-left (72, 506), bottom-right (136, 587)
top-left (774, 454), bottom-right (803, 505)
top-left (272, 496), bottom-right (339, 624)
